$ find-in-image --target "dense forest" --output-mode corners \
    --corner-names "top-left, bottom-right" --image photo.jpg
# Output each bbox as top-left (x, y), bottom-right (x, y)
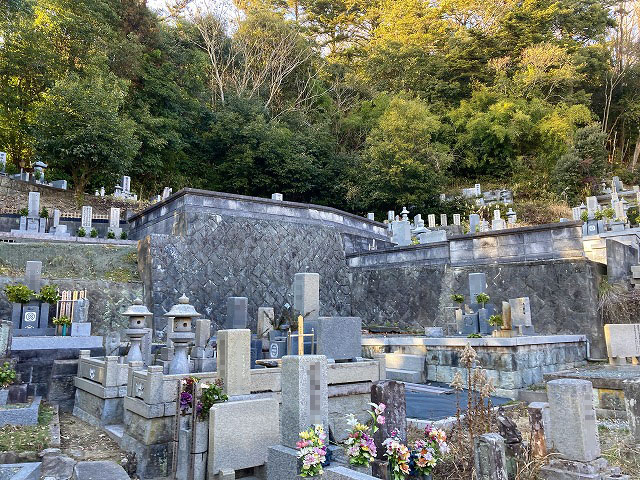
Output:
top-left (1, 0), bottom-right (639, 217)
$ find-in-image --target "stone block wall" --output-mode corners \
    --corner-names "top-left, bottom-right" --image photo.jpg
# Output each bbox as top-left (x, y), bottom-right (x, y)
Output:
top-left (351, 259), bottom-right (606, 357)
top-left (606, 239), bottom-right (638, 282)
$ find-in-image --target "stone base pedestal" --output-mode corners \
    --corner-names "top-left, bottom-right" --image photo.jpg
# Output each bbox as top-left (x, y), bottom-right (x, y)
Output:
top-left (71, 323), bottom-right (91, 337)
top-left (267, 445), bottom-right (301, 480)
top-left (540, 457), bottom-right (624, 480)
top-left (72, 380), bottom-right (126, 426)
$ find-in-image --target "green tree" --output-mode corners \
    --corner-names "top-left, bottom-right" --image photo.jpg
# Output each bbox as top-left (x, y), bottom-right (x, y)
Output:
top-left (33, 73), bottom-right (139, 194)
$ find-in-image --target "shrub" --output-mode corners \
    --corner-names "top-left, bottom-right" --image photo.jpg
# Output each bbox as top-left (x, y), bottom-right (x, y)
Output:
top-left (198, 379), bottom-right (228, 419)
top-left (120, 231), bottom-right (128, 240)
top-left (580, 211), bottom-right (588, 222)
top-left (52, 315), bottom-right (71, 326)
top-left (107, 231), bottom-right (115, 239)
top-left (4, 284), bottom-right (35, 303)
top-left (18, 207), bottom-right (28, 217)
top-left (0, 362), bottom-right (16, 389)
top-left (451, 294), bottom-right (465, 304)
top-left (77, 227), bottom-right (86, 237)
top-left (38, 285), bottom-right (60, 304)
top-left (475, 293), bottom-right (490, 307)
top-left (39, 207), bottom-right (48, 218)
top-left (90, 228), bottom-right (98, 238)
top-left (603, 207), bottom-right (615, 219)
top-left (488, 314), bottom-right (503, 327)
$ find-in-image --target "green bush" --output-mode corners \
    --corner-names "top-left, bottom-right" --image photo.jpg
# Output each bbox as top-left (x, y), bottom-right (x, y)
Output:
top-left (90, 228), bottom-right (98, 238)
top-left (18, 207), bottom-right (28, 217)
top-left (107, 231), bottom-right (115, 239)
top-left (580, 211), bottom-right (588, 222)
top-left (199, 379), bottom-right (228, 419)
top-left (38, 284), bottom-right (60, 304)
top-left (488, 314), bottom-right (503, 327)
top-left (4, 284), bottom-right (35, 304)
top-left (52, 315), bottom-right (71, 326)
top-left (603, 207), bottom-right (615, 220)
top-left (77, 227), bottom-right (86, 237)
top-left (467, 333), bottom-right (482, 338)
top-left (0, 362), bottom-right (16, 389)
top-left (120, 231), bottom-right (128, 240)
top-left (451, 293), bottom-right (465, 304)
top-left (475, 292), bottom-right (490, 307)
top-left (39, 207), bottom-right (49, 218)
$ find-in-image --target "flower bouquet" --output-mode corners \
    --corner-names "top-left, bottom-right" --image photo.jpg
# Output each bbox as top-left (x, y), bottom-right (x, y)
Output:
top-left (410, 425), bottom-right (449, 478)
top-left (297, 424), bottom-right (327, 477)
top-left (344, 415), bottom-right (377, 467)
top-left (383, 430), bottom-right (411, 480)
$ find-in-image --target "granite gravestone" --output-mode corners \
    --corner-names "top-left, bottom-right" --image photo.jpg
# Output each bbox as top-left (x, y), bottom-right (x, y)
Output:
top-left (392, 220), bottom-right (411, 246)
top-left (453, 214), bottom-right (461, 226)
top-left (108, 207), bottom-right (122, 237)
top-left (509, 297), bottom-right (532, 334)
top-left (469, 214), bottom-right (480, 233)
top-left (81, 206), bottom-right (92, 231)
top-left (308, 316), bottom-right (362, 361)
top-left (294, 273), bottom-right (320, 322)
top-left (225, 297), bottom-right (248, 329)
top-left (217, 329), bottom-right (251, 396)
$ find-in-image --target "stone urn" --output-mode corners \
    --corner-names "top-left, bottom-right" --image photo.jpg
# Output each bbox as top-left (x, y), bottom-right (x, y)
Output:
top-left (165, 295), bottom-right (199, 374)
top-left (123, 298), bottom-right (153, 363)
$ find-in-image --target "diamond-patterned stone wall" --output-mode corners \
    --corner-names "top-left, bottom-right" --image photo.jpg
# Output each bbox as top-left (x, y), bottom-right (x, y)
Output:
top-left (140, 210), bottom-right (352, 335)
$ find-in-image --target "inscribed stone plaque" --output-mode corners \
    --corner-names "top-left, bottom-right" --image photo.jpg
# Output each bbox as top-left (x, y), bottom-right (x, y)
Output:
top-left (27, 192), bottom-right (40, 218)
top-left (25, 261), bottom-right (42, 292)
top-left (81, 206), bottom-right (92, 229)
top-left (604, 324), bottom-right (640, 358)
top-left (108, 208), bottom-right (120, 228)
top-left (21, 306), bottom-right (39, 330)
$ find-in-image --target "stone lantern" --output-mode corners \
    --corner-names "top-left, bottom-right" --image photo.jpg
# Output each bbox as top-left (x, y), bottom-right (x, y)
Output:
top-left (165, 294), bottom-right (200, 374)
top-left (123, 298), bottom-right (153, 363)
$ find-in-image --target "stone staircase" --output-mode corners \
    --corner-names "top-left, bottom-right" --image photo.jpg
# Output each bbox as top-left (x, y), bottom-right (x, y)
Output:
top-left (384, 354), bottom-right (426, 383)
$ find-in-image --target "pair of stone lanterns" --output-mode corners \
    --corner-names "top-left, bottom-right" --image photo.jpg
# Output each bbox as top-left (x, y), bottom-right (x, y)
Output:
top-left (123, 294), bottom-right (201, 374)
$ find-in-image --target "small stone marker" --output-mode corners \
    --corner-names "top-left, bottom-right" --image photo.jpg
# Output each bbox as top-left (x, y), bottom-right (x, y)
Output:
top-left (108, 207), bottom-right (122, 237)
top-left (121, 175), bottom-right (131, 193)
top-left (547, 379), bottom-right (600, 462)
top-left (271, 193), bottom-right (283, 201)
top-left (225, 297), bottom-right (248, 329)
top-left (468, 272), bottom-right (487, 306)
top-left (604, 323), bottom-right (640, 364)
top-left (427, 214), bottom-right (436, 228)
top-left (81, 205), bottom-right (92, 230)
top-left (257, 307), bottom-right (274, 338)
top-left (280, 355), bottom-right (328, 449)
top-left (473, 433), bottom-right (508, 480)
top-left (501, 301), bottom-right (512, 330)
top-left (586, 196), bottom-right (599, 215)
top-left (440, 214), bottom-right (447, 226)
top-left (0, 320), bottom-right (13, 358)
top-left (367, 212), bottom-right (375, 220)
top-left (217, 329), bottom-right (251, 396)
top-left (371, 380), bottom-right (406, 479)
top-left (293, 273), bottom-right (320, 322)
top-left (453, 214), bottom-right (461, 226)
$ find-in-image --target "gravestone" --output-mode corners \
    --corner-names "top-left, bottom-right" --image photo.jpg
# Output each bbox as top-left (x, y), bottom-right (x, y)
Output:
top-left (25, 261), bottom-right (42, 292)
top-left (613, 200), bottom-right (626, 221)
top-left (162, 187), bottom-right (172, 200)
top-left (193, 318), bottom-right (214, 372)
top-left (586, 196), bottom-right (599, 216)
top-left (528, 402), bottom-right (551, 457)
top-left (280, 355), bottom-right (329, 449)
top-left (547, 379), bottom-right (600, 462)
top-left (387, 211), bottom-right (394, 222)
top-left (371, 381), bottom-right (406, 479)
top-left (417, 230), bottom-right (446, 244)
top-left (475, 183), bottom-right (482, 196)
top-left (81, 206), bottom-right (92, 231)
top-left (217, 329), bottom-right (251, 396)
top-left (469, 273), bottom-right (487, 306)
top-left (294, 273), bottom-right (320, 322)
top-left (603, 323), bottom-right (640, 364)
top-left (392, 220), bottom-right (411, 246)
top-left (122, 175), bottom-right (131, 193)
top-left (367, 213), bottom-right (375, 221)
top-left (27, 192), bottom-right (40, 218)
top-left (469, 214), bottom-right (480, 233)
top-left (427, 214), bottom-right (436, 228)
top-left (453, 214), bottom-right (461, 225)
top-left (103, 331), bottom-right (121, 357)
top-left (0, 152), bottom-right (6, 171)
top-left (473, 433), bottom-right (508, 480)
top-left (225, 297), bottom-right (248, 329)
top-left (257, 307), bottom-right (274, 340)
top-left (51, 209), bottom-right (61, 232)
top-left (440, 214), bottom-right (447, 226)
top-left (271, 193), bottom-right (283, 201)
top-left (51, 180), bottom-right (67, 189)
top-left (509, 297), bottom-right (532, 330)
top-left (308, 316), bottom-right (361, 361)
top-left (108, 208), bottom-right (122, 237)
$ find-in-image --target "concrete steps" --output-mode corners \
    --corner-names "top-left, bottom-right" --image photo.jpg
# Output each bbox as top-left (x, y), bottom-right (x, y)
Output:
top-left (384, 353), bottom-right (426, 383)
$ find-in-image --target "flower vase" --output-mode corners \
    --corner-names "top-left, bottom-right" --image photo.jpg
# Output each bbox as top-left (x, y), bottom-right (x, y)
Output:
top-left (62, 324), bottom-right (68, 336)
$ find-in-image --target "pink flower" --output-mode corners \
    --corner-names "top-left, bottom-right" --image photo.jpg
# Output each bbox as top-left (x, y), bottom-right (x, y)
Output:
top-left (377, 415), bottom-right (385, 425)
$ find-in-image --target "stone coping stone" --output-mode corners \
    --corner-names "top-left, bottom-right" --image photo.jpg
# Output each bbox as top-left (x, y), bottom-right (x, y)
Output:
top-left (129, 188), bottom-right (387, 232)
top-left (362, 334), bottom-right (587, 348)
top-left (543, 365), bottom-right (640, 390)
top-left (11, 336), bottom-right (103, 351)
top-left (0, 232), bottom-right (136, 245)
top-left (0, 396), bottom-right (40, 427)
top-left (0, 462), bottom-right (40, 480)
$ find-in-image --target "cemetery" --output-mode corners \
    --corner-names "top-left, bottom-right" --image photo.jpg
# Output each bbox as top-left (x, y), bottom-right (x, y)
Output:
top-left (0, 180), bottom-right (638, 480)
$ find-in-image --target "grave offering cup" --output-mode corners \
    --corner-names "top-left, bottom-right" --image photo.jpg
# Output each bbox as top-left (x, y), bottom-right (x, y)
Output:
top-left (123, 298), bottom-right (153, 363)
top-left (165, 295), bottom-right (199, 374)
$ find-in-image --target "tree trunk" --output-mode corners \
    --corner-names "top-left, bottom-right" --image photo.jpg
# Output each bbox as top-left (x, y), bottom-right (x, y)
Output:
top-left (631, 134), bottom-right (640, 171)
